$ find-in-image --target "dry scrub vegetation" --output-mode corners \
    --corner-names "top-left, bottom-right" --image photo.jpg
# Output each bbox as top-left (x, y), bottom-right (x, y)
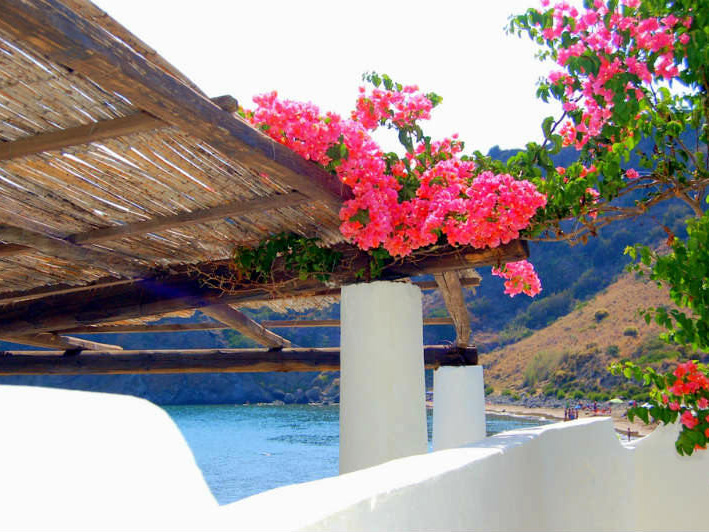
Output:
top-left (481, 273), bottom-right (682, 398)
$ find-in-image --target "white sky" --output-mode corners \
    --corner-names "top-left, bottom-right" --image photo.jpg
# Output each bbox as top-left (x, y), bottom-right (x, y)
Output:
top-left (93, 0), bottom-right (559, 154)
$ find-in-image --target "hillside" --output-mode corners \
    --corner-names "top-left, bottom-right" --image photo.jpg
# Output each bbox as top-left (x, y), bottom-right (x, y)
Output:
top-left (481, 272), bottom-right (705, 402)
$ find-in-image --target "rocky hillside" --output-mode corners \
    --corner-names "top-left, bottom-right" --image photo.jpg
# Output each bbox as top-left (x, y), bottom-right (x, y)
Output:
top-left (481, 273), bottom-right (706, 402)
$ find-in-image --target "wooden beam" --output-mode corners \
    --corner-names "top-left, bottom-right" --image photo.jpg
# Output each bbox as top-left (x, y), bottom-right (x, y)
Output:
top-left (0, 192), bottom-right (308, 259)
top-left (0, 278), bottom-right (136, 305)
top-left (0, 272), bottom-right (479, 307)
top-left (0, 345), bottom-right (477, 375)
top-left (0, 112), bottom-right (162, 162)
top-left (56, 317), bottom-right (457, 335)
top-left (0, 240), bottom-right (528, 337)
top-left (0, 333), bottom-right (122, 351)
top-left (434, 271), bottom-right (473, 347)
top-left (200, 304), bottom-right (290, 348)
top-left (211, 95), bottom-right (239, 113)
top-left (261, 317), bottom-right (458, 328)
top-left (414, 278), bottom-right (480, 291)
top-left (0, 225), bottom-right (144, 277)
top-left (70, 192), bottom-right (308, 245)
top-left (0, 0), bottom-right (350, 208)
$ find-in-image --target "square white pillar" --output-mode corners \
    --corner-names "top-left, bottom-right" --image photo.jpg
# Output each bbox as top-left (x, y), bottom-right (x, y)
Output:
top-left (433, 365), bottom-right (486, 451)
top-left (339, 281), bottom-right (427, 474)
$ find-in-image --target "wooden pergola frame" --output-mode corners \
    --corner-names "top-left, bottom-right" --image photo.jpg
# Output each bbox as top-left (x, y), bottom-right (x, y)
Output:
top-left (0, 0), bottom-right (530, 374)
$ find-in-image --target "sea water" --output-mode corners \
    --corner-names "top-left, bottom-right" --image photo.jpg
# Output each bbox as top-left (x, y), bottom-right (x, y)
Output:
top-left (164, 404), bottom-right (549, 504)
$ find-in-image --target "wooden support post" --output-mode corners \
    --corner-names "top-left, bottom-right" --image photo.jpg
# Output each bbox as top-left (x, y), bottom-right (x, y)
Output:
top-left (434, 271), bottom-right (474, 346)
top-left (200, 304), bottom-right (290, 348)
top-left (0, 345), bottom-right (476, 375)
top-left (0, 334), bottom-right (123, 351)
top-left (432, 270), bottom-right (485, 450)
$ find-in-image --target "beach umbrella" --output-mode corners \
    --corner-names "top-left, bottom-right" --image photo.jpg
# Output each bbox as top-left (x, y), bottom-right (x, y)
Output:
top-left (609, 398), bottom-right (624, 404)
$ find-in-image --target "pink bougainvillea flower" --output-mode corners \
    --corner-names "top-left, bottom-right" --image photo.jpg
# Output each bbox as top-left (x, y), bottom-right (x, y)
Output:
top-left (492, 260), bottom-right (542, 297)
top-left (681, 410), bottom-right (699, 430)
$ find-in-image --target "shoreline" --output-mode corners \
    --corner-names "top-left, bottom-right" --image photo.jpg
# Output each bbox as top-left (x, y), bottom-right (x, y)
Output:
top-left (485, 402), bottom-right (656, 438)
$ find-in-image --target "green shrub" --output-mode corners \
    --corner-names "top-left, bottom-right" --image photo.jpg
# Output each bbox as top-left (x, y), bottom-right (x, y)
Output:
top-left (501, 388), bottom-right (512, 396)
top-left (623, 326), bottom-right (639, 337)
top-left (606, 344), bottom-right (620, 357)
top-left (542, 383), bottom-right (556, 396)
top-left (484, 384), bottom-right (494, 396)
top-left (498, 325), bottom-right (533, 346)
top-left (556, 389), bottom-right (566, 400)
top-left (594, 308), bottom-right (610, 322)
top-left (571, 389), bottom-right (584, 400)
top-left (511, 290), bottom-right (575, 330)
top-left (588, 391), bottom-right (611, 402)
top-left (523, 350), bottom-right (564, 387)
top-left (510, 392), bottom-right (521, 401)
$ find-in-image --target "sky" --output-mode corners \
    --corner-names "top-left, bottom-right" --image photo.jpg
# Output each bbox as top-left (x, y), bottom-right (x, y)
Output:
top-left (93, 0), bottom-right (560, 154)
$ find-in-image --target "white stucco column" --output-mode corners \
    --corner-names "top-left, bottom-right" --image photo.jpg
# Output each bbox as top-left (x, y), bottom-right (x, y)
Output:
top-left (339, 281), bottom-right (427, 474)
top-left (433, 365), bottom-right (486, 451)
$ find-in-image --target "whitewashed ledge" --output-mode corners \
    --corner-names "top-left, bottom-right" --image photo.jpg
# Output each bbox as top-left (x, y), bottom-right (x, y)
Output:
top-left (1, 386), bottom-right (707, 532)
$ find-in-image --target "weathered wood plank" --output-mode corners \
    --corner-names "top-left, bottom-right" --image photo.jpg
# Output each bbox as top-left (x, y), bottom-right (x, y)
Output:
top-left (0, 0), bottom-right (350, 208)
top-left (56, 317), bottom-right (457, 334)
top-left (0, 240), bottom-right (528, 337)
top-left (0, 272), bottom-right (480, 307)
top-left (0, 225), bottom-right (144, 277)
top-left (0, 192), bottom-right (309, 259)
top-left (0, 333), bottom-right (122, 351)
top-left (0, 112), bottom-right (162, 162)
top-left (0, 345), bottom-right (477, 375)
top-left (70, 192), bottom-right (308, 245)
top-left (434, 271), bottom-right (473, 346)
top-left (211, 95), bottom-right (239, 113)
top-left (200, 304), bottom-right (290, 348)
top-left (0, 278), bottom-right (136, 305)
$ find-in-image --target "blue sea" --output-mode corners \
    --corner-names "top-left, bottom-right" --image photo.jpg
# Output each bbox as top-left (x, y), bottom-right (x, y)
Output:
top-left (164, 404), bottom-right (549, 504)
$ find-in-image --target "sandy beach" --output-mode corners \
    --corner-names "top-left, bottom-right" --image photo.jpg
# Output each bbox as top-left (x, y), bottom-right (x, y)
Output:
top-left (486, 402), bottom-right (657, 438)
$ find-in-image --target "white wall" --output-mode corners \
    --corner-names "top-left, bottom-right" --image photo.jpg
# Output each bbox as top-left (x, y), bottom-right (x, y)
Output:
top-left (225, 417), bottom-right (709, 532)
top-left (0, 385), bottom-right (219, 531)
top-left (1, 385), bottom-right (707, 532)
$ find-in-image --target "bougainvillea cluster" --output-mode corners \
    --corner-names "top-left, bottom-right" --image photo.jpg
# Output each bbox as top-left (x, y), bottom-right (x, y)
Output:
top-left (492, 260), bottom-right (543, 297)
top-left (612, 360), bottom-right (709, 455)
top-left (244, 76), bottom-right (546, 297)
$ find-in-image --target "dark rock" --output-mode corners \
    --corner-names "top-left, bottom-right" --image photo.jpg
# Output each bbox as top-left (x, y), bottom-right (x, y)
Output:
top-left (293, 389), bottom-right (307, 404)
top-left (305, 387), bottom-right (321, 403)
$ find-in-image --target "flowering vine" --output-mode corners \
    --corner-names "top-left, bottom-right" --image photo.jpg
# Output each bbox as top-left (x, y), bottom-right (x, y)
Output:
top-left (505, 0), bottom-right (705, 245)
top-left (508, 0), bottom-right (709, 454)
top-left (242, 73), bottom-right (547, 297)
